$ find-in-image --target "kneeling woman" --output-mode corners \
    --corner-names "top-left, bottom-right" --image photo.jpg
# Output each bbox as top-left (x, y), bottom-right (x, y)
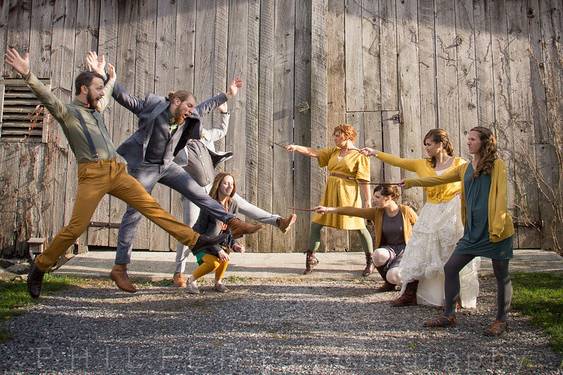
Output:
top-left (315, 184), bottom-right (417, 290)
top-left (186, 173), bottom-right (245, 294)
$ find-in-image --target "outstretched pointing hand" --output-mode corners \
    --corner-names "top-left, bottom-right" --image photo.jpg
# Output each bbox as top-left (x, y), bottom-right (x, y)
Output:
top-left (5, 48), bottom-right (30, 76)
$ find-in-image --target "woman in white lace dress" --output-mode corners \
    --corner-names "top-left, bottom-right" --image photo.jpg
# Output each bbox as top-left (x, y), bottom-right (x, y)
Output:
top-left (362, 129), bottom-right (480, 307)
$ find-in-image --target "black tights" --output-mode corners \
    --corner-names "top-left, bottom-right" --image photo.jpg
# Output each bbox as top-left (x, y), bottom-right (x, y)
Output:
top-left (444, 254), bottom-right (512, 321)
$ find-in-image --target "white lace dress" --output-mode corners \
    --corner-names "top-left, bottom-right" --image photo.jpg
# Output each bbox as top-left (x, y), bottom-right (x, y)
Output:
top-left (397, 171), bottom-right (480, 308)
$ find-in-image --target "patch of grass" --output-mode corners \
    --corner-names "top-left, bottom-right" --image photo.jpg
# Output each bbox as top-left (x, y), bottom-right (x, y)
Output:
top-left (0, 274), bottom-right (83, 342)
top-left (511, 271), bottom-right (563, 354)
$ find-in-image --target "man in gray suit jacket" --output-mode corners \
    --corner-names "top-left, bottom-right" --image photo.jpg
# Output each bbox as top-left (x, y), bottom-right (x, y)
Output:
top-left (86, 54), bottom-right (262, 293)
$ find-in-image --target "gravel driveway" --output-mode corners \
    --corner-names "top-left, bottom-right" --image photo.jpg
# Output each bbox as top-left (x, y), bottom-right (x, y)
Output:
top-left (1, 275), bottom-right (561, 374)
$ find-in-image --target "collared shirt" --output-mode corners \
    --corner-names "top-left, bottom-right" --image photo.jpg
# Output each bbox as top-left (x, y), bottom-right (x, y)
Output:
top-left (24, 72), bottom-right (120, 163)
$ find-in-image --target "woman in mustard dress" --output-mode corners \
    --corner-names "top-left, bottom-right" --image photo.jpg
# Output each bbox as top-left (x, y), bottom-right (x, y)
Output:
top-left (286, 124), bottom-right (373, 274)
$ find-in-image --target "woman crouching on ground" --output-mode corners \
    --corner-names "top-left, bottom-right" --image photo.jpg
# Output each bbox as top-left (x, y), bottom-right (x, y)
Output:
top-left (314, 184), bottom-right (417, 291)
top-left (402, 127), bottom-right (514, 336)
top-left (186, 173), bottom-right (245, 294)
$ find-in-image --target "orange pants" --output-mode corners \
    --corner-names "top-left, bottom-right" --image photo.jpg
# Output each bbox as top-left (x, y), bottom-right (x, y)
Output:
top-left (192, 254), bottom-right (229, 281)
top-left (35, 160), bottom-right (199, 271)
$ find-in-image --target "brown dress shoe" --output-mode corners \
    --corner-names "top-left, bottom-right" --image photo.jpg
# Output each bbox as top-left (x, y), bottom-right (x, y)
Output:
top-left (391, 281), bottom-right (418, 307)
top-left (485, 320), bottom-right (508, 336)
top-left (423, 315), bottom-right (457, 328)
top-left (227, 218), bottom-right (264, 239)
top-left (173, 272), bottom-right (187, 288)
top-left (110, 264), bottom-right (137, 293)
top-left (277, 214), bottom-right (297, 233)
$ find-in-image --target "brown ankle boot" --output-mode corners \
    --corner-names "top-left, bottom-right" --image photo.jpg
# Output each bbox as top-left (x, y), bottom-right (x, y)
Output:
top-left (362, 252), bottom-right (375, 276)
top-left (227, 218), bottom-right (264, 238)
top-left (110, 264), bottom-right (137, 293)
top-left (391, 280), bottom-right (418, 307)
top-left (303, 251), bottom-right (319, 275)
top-left (277, 214), bottom-right (297, 233)
top-left (173, 272), bottom-right (187, 288)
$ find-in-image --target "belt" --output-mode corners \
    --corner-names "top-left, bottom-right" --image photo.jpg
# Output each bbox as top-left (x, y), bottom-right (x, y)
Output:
top-left (329, 172), bottom-right (356, 181)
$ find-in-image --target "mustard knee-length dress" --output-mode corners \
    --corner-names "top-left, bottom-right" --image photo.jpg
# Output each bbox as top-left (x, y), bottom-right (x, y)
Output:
top-left (312, 147), bottom-right (370, 230)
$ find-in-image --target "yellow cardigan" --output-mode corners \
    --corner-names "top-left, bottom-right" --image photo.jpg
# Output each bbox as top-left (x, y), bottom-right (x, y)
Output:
top-left (334, 205), bottom-right (418, 248)
top-left (404, 159), bottom-right (514, 243)
top-left (376, 151), bottom-right (466, 203)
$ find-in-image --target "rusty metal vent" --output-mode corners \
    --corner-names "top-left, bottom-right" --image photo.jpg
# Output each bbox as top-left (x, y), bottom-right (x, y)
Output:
top-left (0, 78), bottom-right (49, 142)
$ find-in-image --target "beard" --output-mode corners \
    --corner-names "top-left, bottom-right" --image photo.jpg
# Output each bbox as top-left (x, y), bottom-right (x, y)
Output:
top-left (173, 108), bottom-right (188, 125)
top-left (86, 91), bottom-right (99, 108)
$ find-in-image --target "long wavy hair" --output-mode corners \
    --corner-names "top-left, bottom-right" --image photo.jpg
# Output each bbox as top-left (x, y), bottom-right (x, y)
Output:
top-left (424, 128), bottom-right (454, 168)
top-left (209, 173), bottom-right (236, 207)
top-left (470, 126), bottom-right (498, 177)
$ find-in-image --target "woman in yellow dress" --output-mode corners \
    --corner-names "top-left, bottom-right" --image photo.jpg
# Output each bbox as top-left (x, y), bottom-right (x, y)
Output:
top-left (286, 124), bottom-right (373, 274)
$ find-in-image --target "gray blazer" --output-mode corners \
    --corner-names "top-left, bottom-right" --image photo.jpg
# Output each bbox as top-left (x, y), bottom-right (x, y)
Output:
top-left (113, 82), bottom-right (228, 169)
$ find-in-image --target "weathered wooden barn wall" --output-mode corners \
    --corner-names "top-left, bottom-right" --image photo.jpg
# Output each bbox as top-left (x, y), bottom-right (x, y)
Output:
top-left (0, 0), bottom-right (560, 257)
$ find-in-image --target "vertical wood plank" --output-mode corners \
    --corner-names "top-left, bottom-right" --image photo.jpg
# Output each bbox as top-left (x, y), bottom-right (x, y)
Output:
top-left (244, 0), bottom-right (260, 251)
top-left (108, 0), bottom-right (139, 249)
top-left (170, 0), bottom-right (197, 252)
top-left (293, 0), bottom-right (312, 252)
top-left (325, 0), bottom-right (348, 251)
top-left (88, 0), bottom-right (116, 248)
top-left (434, 0), bottom-right (459, 150)
top-left (362, 0), bottom-right (380, 111)
top-left (271, 0), bottom-right (294, 251)
top-left (507, 0), bottom-right (540, 248)
top-left (379, 0), bottom-right (398, 110)
top-left (311, 0), bottom-right (330, 251)
top-left (212, 0), bottom-right (228, 153)
top-left (490, 0), bottom-right (516, 221)
top-left (130, 0), bottom-right (157, 251)
top-left (6, 0), bottom-right (31, 79)
top-left (257, 0), bottom-right (274, 250)
top-left (29, 0), bottom-right (53, 78)
top-left (473, 0), bottom-right (495, 131)
top-left (0, 144), bottom-right (19, 255)
top-left (150, 0), bottom-right (177, 251)
top-left (0, 0), bottom-right (10, 77)
top-left (396, 0), bottom-right (422, 208)
top-left (417, 0), bottom-right (437, 133)
top-left (345, 0), bottom-right (363, 112)
top-left (455, 0), bottom-right (478, 160)
top-left (51, 0), bottom-right (78, 256)
top-left (537, 0), bottom-right (562, 250)
top-left (15, 144), bottom-right (45, 255)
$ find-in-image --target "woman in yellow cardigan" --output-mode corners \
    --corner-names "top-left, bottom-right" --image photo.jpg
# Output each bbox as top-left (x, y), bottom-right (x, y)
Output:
top-left (362, 129), bottom-right (480, 307)
top-left (315, 184), bottom-right (417, 289)
top-left (286, 124), bottom-right (373, 275)
top-left (403, 127), bottom-right (514, 336)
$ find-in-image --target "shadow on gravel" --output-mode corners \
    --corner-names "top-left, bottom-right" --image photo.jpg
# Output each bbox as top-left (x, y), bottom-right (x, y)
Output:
top-left (1, 279), bottom-right (560, 374)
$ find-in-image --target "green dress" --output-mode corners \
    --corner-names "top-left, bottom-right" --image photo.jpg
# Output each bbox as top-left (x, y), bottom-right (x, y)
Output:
top-left (453, 164), bottom-right (513, 260)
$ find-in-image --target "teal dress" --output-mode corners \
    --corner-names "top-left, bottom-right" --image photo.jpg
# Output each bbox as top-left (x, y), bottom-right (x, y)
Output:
top-left (453, 164), bottom-right (513, 260)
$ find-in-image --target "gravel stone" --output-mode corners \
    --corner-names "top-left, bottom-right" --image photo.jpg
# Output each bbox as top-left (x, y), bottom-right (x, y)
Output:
top-left (0, 275), bottom-right (560, 374)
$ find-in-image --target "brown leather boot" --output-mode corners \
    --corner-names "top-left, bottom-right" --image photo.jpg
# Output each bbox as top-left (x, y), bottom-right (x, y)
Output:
top-left (277, 214), bottom-right (297, 233)
top-left (110, 264), bottom-right (137, 293)
top-left (303, 251), bottom-right (319, 275)
top-left (391, 280), bottom-right (418, 306)
top-left (362, 252), bottom-right (374, 276)
top-left (173, 272), bottom-right (187, 288)
top-left (227, 218), bottom-right (264, 239)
